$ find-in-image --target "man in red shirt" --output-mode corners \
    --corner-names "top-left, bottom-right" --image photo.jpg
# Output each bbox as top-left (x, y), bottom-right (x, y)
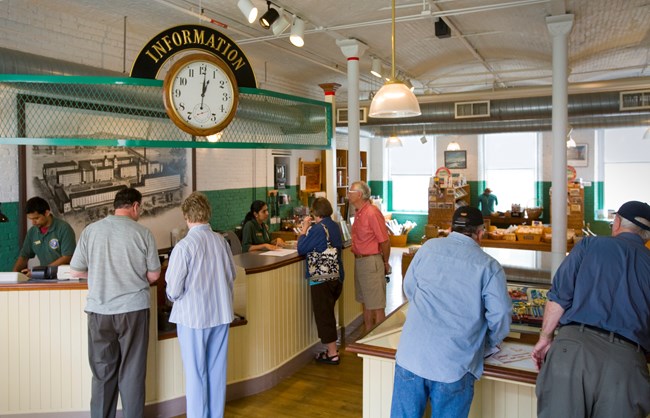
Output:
top-left (349, 181), bottom-right (391, 331)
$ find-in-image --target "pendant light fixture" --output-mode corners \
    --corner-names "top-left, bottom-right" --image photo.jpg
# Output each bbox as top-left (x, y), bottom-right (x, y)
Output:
top-left (447, 141), bottom-right (460, 151)
top-left (386, 134), bottom-right (403, 148)
top-left (369, 0), bottom-right (421, 118)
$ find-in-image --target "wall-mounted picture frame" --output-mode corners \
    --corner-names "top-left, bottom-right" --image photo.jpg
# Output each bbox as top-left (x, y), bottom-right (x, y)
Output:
top-left (444, 150), bottom-right (467, 169)
top-left (22, 145), bottom-right (194, 250)
top-left (567, 144), bottom-right (588, 167)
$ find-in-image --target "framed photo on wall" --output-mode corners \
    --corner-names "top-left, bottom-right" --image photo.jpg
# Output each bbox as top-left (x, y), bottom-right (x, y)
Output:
top-left (444, 150), bottom-right (467, 169)
top-left (567, 144), bottom-right (588, 167)
top-left (22, 145), bottom-right (195, 250)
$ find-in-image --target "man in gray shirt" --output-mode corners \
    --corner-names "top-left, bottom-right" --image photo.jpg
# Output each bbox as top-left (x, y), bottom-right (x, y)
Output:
top-left (71, 187), bottom-right (161, 418)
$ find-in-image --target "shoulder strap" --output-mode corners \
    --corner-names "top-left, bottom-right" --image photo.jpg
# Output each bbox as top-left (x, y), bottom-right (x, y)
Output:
top-left (321, 224), bottom-right (331, 244)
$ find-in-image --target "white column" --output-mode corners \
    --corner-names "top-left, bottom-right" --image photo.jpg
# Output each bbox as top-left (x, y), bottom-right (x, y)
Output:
top-left (546, 14), bottom-right (574, 275)
top-left (336, 39), bottom-right (367, 184)
top-left (318, 83), bottom-right (341, 211)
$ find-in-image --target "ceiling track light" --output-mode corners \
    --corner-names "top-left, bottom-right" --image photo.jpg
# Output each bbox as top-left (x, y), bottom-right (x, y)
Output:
top-left (270, 8), bottom-right (291, 35)
top-left (290, 16), bottom-right (305, 47)
top-left (237, 0), bottom-right (258, 24)
top-left (420, 127), bottom-right (427, 144)
top-left (368, 0), bottom-right (421, 118)
top-left (370, 57), bottom-right (383, 78)
top-left (259, 1), bottom-right (279, 29)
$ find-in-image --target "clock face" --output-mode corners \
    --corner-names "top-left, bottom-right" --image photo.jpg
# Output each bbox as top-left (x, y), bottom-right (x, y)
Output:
top-left (163, 53), bottom-right (239, 136)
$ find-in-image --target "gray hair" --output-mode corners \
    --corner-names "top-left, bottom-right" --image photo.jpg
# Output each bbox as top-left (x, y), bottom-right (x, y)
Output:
top-left (350, 181), bottom-right (371, 200)
top-left (619, 216), bottom-right (650, 241)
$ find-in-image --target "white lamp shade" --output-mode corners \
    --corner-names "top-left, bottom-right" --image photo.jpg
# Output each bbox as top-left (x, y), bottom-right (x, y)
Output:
top-left (370, 58), bottom-right (383, 78)
top-left (237, 0), bottom-right (258, 23)
top-left (386, 135), bottom-right (403, 148)
top-left (271, 12), bottom-right (290, 35)
top-left (446, 141), bottom-right (460, 151)
top-left (369, 80), bottom-right (421, 118)
top-left (290, 17), bottom-right (305, 47)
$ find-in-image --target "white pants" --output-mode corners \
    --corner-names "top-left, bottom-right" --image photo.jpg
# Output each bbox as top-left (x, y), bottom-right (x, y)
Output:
top-left (177, 323), bottom-right (230, 418)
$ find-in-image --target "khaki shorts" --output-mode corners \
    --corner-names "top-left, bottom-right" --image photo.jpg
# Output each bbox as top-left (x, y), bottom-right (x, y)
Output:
top-left (354, 255), bottom-right (386, 310)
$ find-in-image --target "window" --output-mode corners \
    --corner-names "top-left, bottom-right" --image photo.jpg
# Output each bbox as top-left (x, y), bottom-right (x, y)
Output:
top-left (603, 127), bottom-right (650, 216)
top-left (388, 135), bottom-right (435, 211)
top-left (482, 133), bottom-right (539, 212)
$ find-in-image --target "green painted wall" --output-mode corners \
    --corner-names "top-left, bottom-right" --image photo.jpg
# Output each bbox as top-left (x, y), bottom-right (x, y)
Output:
top-left (0, 202), bottom-right (20, 271)
top-left (203, 185), bottom-right (303, 232)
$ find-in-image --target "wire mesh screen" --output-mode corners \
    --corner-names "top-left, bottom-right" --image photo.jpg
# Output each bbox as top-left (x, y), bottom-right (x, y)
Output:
top-left (0, 76), bottom-right (332, 149)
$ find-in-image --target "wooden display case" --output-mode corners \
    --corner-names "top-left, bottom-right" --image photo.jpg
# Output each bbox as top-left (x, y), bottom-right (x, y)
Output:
top-left (550, 182), bottom-right (585, 234)
top-left (427, 183), bottom-right (470, 231)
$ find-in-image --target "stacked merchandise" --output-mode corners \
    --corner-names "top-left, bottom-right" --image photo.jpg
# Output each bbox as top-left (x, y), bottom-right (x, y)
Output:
top-left (426, 174), bottom-right (470, 237)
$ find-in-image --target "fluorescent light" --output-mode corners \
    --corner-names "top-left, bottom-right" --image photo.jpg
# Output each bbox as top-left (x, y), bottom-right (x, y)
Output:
top-left (237, 0), bottom-right (257, 24)
top-left (290, 16), bottom-right (305, 47)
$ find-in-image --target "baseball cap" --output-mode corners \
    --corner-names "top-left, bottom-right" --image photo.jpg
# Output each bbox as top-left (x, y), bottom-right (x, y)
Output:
top-left (614, 201), bottom-right (650, 231)
top-left (452, 206), bottom-right (484, 228)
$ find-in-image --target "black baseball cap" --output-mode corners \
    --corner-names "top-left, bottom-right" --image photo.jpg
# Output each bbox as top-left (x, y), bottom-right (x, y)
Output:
top-left (614, 201), bottom-right (650, 231)
top-left (452, 206), bottom-right (484, 228)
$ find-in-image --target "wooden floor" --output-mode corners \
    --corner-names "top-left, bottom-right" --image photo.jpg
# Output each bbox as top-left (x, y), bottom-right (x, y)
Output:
top-left (173, 247), bottom-right (409, 418)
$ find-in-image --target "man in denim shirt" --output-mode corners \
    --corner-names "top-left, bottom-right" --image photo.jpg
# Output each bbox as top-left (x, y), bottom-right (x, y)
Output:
top-left (391, 206), bottom-right (511, 418)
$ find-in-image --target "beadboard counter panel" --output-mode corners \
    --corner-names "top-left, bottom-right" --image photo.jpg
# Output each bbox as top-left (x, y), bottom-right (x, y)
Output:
top-left (0, 248), bottom-right (362, 416)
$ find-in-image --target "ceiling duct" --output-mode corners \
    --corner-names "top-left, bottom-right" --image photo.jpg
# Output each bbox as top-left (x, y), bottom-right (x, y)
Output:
top-left (339, 91), bottom-right (650, 136)
top-left (0, 47), bottom-right (122, 77)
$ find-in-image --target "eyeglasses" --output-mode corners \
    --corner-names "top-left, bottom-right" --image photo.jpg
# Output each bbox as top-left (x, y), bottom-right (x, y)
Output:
top-left (348, 189), bottom-right (361, 195)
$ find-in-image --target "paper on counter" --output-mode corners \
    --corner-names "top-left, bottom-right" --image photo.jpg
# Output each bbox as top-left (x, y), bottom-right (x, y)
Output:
top-left (0, 272), bottom-right (29, 283)
top-left (260, 249), bottom-right (298, 257)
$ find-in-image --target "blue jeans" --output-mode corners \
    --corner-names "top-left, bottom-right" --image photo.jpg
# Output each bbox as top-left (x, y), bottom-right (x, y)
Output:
top-left (390, 364), bottom-right (475, 418)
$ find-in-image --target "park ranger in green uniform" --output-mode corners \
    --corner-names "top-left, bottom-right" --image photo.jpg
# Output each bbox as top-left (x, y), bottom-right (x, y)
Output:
top-left (12, 196), bottom-right (76, 276)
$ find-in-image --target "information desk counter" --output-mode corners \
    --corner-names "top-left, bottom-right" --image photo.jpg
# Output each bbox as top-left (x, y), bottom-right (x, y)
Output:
top-left (357, 247), bottom-right (649, 418)
top-left (347, 303), bottom-right (541, 418)
top-left (0, 247), bottom-right (361, 417)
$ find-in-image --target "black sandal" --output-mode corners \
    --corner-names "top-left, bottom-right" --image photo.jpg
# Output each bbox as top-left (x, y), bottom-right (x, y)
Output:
top-left (315, 350), bottom-right (340, 365)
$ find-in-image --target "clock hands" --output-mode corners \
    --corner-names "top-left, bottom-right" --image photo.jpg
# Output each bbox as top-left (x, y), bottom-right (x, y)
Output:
top-left (200, 72), bottom-right (210, 110)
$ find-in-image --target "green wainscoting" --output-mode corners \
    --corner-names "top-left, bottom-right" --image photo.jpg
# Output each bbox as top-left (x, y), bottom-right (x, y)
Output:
top-left (0, 201), bottom-right (20, 271)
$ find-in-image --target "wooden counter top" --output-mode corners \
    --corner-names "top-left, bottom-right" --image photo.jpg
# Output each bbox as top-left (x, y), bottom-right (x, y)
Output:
top-left (233, 250), bottom-right (304, 274)
top-left (0, 279), bottom-right (89, 291)
top-left (481, 238), bottom-right (573, 252)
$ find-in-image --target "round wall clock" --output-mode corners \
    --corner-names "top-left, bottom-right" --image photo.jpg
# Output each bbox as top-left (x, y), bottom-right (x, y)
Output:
top-left (163, 52), bottom-right (239, 137)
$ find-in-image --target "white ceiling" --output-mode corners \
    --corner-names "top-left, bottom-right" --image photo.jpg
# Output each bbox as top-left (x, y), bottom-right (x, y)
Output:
top-left (1, 0), bottom-right (650, 103)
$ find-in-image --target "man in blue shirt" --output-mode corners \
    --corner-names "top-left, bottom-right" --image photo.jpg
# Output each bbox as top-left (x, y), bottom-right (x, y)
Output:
top-left (391, 206), bottom-right (511, 418)
top-left (477, 187), bottom-right (498, 216)
top-left (532, 200), bottom-right (650, 418)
